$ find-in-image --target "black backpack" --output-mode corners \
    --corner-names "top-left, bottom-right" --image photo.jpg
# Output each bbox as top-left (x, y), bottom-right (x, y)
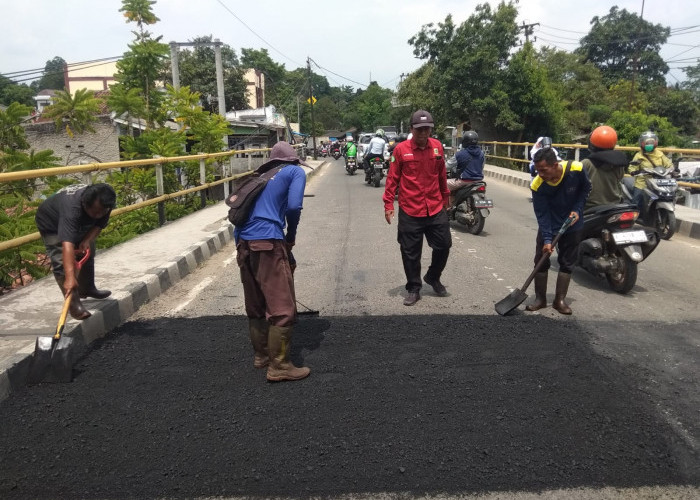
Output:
top-left (225, 163), bottom-right (285, 227)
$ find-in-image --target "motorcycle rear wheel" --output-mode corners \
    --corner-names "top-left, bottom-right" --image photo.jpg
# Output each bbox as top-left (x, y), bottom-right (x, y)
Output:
top-left (656, 210), bottom-right (676, 240)
top-left (373, 175), bottom-right (381, 187)
top-left (466, 199), bottom-right (486, 235)
top-left (605, 251), bottom-right (638, 294)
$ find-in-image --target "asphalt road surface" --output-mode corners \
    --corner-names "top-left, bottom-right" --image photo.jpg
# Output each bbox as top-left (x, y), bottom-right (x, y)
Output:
top-left (1, 159), bottom-right (699, 500)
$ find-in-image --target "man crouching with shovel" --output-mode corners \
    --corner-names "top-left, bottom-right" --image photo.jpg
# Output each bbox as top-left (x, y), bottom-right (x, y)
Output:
top-left (527, 148), bottom-right (591, 315)
top-left (35, 183), bottom-right (116, 320)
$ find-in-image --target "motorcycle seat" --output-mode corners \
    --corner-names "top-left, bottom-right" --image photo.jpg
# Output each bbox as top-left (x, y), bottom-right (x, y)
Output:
top-left (583, 203), bottom-right (637, 216)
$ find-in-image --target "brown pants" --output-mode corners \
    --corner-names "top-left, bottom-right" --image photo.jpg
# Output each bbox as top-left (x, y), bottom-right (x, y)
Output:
top-left (236, 239), bottom-right (296, 327)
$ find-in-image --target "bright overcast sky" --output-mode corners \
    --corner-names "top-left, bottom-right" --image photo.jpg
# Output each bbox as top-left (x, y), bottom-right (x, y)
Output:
top-left (2, 0), bottom-right (698, 91)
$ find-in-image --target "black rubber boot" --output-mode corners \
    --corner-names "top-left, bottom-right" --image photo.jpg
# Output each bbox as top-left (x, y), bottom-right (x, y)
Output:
top-left (552, 272), bottom-right (572, 315)
top-left (525, 272), bottom-right (548, 311)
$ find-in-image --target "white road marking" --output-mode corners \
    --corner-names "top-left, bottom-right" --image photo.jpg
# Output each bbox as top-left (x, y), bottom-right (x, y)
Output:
top-left (170, 277), bottom-right (213, 314)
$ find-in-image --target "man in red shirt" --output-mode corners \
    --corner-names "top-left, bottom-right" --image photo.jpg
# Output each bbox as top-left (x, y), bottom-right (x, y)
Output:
top-left (383, 110), bottom-right (452, 306)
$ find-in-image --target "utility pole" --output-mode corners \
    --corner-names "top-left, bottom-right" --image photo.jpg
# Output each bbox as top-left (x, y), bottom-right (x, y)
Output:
top-left (628, 0), bottom-right (646, 110)
top-left (307, 57), bottom-right (317, 160)
top-left (519, 21), bottom-right (539, 44)
top-left (170, 42), bottom-right (180, 90)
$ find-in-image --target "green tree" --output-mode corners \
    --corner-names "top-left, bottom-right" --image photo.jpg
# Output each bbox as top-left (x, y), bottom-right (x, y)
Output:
top-left (492, 44), bottom-right (562, 140)
top-left (107, 84), bottom-right (146, 137)
top-left (606, 110), bottom-right (680, 147)
top-left (648, 87), bottom-right (699, 137)
top-left (407, 3), bottom-right (520, 126)
top-left (36, 57), bottom-right (67, 91)
top-left (116, 0), bottom-right (169, 125)
top-left (576, 6), bottom-right (670, 89)
top-left (537, 47), bottom-right (609, 137)
top-left (42, 88), bottom-right (102, 137)
top-left (0, 76), bottom-right (35, 107)
top-left (176, 36), bottom-right (248, 112)
top-left (0, 103), bottom-right (31, 151)
top-left (353, 82), bottom-right (393, 131)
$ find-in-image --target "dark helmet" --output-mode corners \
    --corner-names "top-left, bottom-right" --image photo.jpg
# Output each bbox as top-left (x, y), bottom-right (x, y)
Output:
top-left (589, 125), bottom-right (618, 152)
top-left (541, 137), bottom-right (553, 149)
top-left (639, 131), bottom-right (658, 153)
top-left (462, 130), bottom-right (479, 147)
top-left (397, 133), bottom-right (409, 143)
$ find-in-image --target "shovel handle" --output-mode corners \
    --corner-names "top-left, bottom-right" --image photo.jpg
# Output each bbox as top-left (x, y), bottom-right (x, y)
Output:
top-left (54, 293), bottom-right (72, 340)
top-left (53, 249), bottom-right (90, 340)
top-left (520, 216), bottom-right (576, 291)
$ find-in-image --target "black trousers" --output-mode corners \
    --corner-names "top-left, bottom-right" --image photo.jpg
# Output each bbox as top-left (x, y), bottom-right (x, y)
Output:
top-left (533, 229), bottom-right (582, 274)
top-left (397, 208), bottom-right (452, 292)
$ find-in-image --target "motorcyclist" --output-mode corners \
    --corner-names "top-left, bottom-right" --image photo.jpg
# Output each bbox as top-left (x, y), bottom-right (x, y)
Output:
top-left (582, 125), bottom-right (628, 210)
top-left (447, 131), bottom-right (485, 207)
top-left (388, 133), bottom-right (408, 154)
top-left (364, 129), bottom-right (388, 181)
top-left (343, 136), bottom-right (357, 159)
top-left (628, 131), bottom-right (673, 211)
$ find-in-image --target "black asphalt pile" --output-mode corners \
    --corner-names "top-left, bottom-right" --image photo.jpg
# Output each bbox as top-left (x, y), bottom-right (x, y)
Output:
top-left (1, 314), bottom-right (697, 499)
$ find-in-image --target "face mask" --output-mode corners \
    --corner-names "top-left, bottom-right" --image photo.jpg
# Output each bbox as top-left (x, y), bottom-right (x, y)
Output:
top-left (644, 144), bottom-right (655, 153)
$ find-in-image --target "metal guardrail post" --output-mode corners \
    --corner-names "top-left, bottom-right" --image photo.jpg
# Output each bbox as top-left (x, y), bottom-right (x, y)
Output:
top-left (199, 158), bottom-right (207, 209)
top-left (574, 145), bottom-right (580, 161)
top-left (224, 158), bottom-right (231, 199)
top-left (248, 153), bottom-right (252, 171)
top-left (507, 142), bottom-right (511, 159)
top-left (155, 160), bottom-right (165, 226)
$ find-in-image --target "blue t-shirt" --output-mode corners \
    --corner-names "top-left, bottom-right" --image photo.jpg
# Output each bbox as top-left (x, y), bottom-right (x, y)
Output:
top-left (235, 164), bottom-right (306, 242)
top-left (531, 161), bottom-right (591, 244)
top-left (455, 145), bottom-right (484, 180)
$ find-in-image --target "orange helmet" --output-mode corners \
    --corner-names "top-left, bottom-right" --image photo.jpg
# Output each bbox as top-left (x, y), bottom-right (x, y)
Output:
top-left (588, 125), bottom-right (618, 151)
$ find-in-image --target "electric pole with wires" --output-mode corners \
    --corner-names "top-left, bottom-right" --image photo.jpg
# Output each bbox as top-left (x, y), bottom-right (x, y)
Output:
top-left (307, 57), bottom-right (317, 160)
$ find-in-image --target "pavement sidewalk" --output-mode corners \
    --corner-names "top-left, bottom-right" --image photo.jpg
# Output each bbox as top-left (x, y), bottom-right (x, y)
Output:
top-left (0, 161), bottom-right (325, 402)
top-left (484, 164), bottom-right (700, 240)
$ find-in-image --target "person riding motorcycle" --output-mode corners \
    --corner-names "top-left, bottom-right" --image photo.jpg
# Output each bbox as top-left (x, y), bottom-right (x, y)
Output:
top-left (343, 137), bottom-right (357, 159)
top-left (447, 131), bottom-right (485, 206)
top-left (582, 125), bottom-right (628, 210)
top-left (388, 133), bottom-right (408, 154)
top-left (364, 129), bottom-right (388, 181)
top-left (628, 131), bottom-right (673, 211)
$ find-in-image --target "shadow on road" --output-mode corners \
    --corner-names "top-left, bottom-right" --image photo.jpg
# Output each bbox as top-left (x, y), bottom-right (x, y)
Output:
top-left (1, 314), bottom-right (697, 499)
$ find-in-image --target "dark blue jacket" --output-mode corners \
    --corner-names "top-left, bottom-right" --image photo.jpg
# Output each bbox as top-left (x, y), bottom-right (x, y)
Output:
top-left (455, 146), bottom-right (484, 180)
top-left (531, 161), bottom-right (591, 244)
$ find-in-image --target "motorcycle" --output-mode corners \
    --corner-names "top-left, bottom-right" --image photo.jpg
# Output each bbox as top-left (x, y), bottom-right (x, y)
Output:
top-left (345, 156), bottom-right (357, 175)
top-left (445, 157), bottom-right (493, 235)
top-left (319, 145), bottom-right (329, 157)
top-left (621, 161), bottom-right (679, 240)
top-left (577, 203), bottom-right (659, 294)
top-left (366, 156), bottom-right (384, 187)
top-left (332, 147), bottom-right (342, 160)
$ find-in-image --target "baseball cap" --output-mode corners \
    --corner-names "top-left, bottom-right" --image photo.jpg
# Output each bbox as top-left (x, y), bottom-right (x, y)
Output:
top-left (410, 110), bottom-right (434, 128)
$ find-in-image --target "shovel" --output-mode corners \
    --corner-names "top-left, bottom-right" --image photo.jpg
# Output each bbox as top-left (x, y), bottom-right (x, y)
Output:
top-left (288, 250), bottom-right (320, 316)
top-left (27, 249), bottom-right (90, 385)
top-left (495, 217), bottom-right (574, 316)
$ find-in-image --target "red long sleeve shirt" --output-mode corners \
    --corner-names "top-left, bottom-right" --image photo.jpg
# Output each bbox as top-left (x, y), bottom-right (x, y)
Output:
top-left (383, 137), bottom-right (449, 217)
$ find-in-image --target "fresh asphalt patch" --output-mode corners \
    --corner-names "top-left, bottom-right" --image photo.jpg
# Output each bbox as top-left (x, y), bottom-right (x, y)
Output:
top-left (1, 314), bottom-right (698, 499)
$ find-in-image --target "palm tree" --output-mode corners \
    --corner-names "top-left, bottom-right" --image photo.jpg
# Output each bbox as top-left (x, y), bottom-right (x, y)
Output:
top-left (42, 89), bottom-right (101, 138)
top-left (107, 84), bottom-right (146, 137)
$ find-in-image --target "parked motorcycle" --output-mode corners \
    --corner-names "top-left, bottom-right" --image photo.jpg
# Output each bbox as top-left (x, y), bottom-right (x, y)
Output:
top-left (577, 203), bottom-right (659, 294)
top-left (445, 157), bottom-right (493, 234)
top-left (345, 156), bottom-right (357, 175)
top-left (621, 161), bottom-right (679, 240)
top-left (366, 156), bottom-right (384, 187)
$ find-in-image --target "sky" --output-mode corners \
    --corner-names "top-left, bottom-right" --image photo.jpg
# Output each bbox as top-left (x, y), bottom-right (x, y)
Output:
top-left (2, 0), bottom-right (699, 95)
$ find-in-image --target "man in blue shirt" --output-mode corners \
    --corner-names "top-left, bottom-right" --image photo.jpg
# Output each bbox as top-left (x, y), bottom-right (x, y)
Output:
top-left (235, 142), bottom-right (310, 382)
top-left (528, 148), bottom-right (591, 315)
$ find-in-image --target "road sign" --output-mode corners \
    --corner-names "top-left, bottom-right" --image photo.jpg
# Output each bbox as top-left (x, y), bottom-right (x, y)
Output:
top-left (307, 96), bottom-right (317, 105)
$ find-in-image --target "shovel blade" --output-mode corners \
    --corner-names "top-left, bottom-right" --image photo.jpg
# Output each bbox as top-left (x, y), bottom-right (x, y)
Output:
top-left (495, 289), bottom-right (528, 316)
top-left (26, 336), bottom-right (75, 385)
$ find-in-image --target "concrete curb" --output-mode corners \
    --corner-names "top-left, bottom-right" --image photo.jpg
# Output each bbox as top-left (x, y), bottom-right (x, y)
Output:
top-left (1, 162), bottom-right (325, 404)
top-left (483, 165), bottom-right (700, 241)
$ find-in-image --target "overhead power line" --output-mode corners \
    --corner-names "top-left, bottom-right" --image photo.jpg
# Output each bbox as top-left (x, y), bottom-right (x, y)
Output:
top-left (213, 0), bottom-right (303, 68)
top-left (308, 58), bottom-right (367, 89)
